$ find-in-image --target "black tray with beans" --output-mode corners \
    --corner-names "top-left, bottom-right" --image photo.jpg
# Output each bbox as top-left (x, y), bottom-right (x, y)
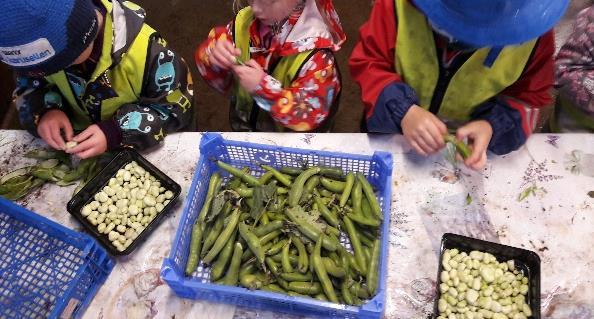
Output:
top-left (67, 148), bottom-right (181, 255)
top-left (433, 233), bottom-right (541, 319)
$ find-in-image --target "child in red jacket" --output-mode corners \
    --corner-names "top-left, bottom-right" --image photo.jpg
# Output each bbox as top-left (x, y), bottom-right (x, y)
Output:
top-left (350, 0), bottom-right (568, 170)
top-left (196, 0), bottom-right (345, 132)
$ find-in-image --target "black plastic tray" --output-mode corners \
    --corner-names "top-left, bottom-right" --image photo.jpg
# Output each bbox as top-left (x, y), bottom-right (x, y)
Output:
top-left (432, 233), bottom-right (541, 318)
top-left (67, 148), bottom-right (181, 255)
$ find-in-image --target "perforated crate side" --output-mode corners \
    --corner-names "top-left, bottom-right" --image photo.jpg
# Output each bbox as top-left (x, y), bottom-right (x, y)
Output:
top-left (162, 133), bottom-right (393, 319)
top-left (0, 198), bottom-right (114, 319)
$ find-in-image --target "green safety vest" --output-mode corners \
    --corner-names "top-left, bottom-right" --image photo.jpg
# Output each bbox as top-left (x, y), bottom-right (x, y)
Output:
top-left (394, 0), bottom-right (537, 121)
top-left (45, 0), bottom-right (156, 131)
top-left (233, 7), bottom-right (314, 131)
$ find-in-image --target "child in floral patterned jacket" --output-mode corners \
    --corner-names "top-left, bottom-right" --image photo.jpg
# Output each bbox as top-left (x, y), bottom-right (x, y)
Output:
top-left (554, 5), bottom-right (594, 132)
top-left (195, 0), bottom-right (346, 132)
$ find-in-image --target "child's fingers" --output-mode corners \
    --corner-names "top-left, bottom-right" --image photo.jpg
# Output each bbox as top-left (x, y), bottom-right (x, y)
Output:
top-left (49, 125), bottom-right (66, 150)
top-left (39, 126), bottom-right (60, 150)
top-left (72, 128), bottom-right (94, 143)
top-left (61, 120), bottom-right (74, 141)
top-left (74, 147), bottom-right (98, 160)
top-left (245, 60), bottom-right (260, 69)
top-left (409, 140), bottom-right (428, 156)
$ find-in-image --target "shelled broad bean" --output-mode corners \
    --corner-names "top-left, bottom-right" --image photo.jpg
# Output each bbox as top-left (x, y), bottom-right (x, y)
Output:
top-left (80, 161), bottom-right (174, 252)
top-left (183, 160), bottom-right (384, 306)
top-left (437, 249), bottom-right (533, 319)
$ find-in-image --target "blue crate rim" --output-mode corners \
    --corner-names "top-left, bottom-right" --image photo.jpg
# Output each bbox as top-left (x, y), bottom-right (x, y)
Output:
top-left (0, 196), bottom-right (115, 319)
top-left (162, 133), bottom-right (393, 317)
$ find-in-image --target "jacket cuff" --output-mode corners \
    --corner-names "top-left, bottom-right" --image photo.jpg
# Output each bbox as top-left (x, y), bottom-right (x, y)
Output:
top-left (472, 99), bottom-right (526, 155)
top-left (366, 82), bottom-right (419, 133)
top-left (97, 119), bottom-right (123, 151)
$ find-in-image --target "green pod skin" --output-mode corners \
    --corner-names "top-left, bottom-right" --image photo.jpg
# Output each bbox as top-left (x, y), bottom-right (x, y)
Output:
top-left (356, 173), bottom-right (383, 221)
top-left (358, 232), bottom-right (374, 248)
top-left (300, 175), bottom-right (320, 203)
top-left (314, 196), bottom-right (339, 227)
top-left (325, 225), bottom-right (340, 237)
top-left (198, 172), bottom-right (221, 223)
top-left (253, 220), bottom-right (284, 237)
top-left (262, 284), bottom-right (286, 293)
top-left (258, 171), bottom-right (275, 185)
top-left (367, 239), bottom-right (381, 296)
top-left (239, 273), bottom-right (263, 290)
top-left (312, 234), bottom-right (339, 303)
top-left (238, 223), bottom-right (266, 264)
top-left (351, 179), bottom-right (363, 216)
top-left (259, 230), bottom-right (282, 245)
top-left (260, 212), bottom-right (270, 226)
top-left (235, 187), bottom-right (253, 198)
top-left (242, 242), bottom-right (273, 261)
top-left (239, 260), bottom-right (256, 278)
top-left (328, 252), bottom-right (341, 265)
top-left (290, 235), bottom-right (309, 273)
top-left (266, 239), bottom-right (288, 256)
top-left (363, 246), bottom-right (371, 267)
top-left (288, 281), bottom-right (322, 295)
top-left (282, 241), bottom-right (294, 273)
top-left (318, 167), bottom-right (344, 179)
top-left (200, 213), bottom-right (225, 258)
top-left (280, 272), bottom-right (313, 282)
top-left (288, 167), bottom-right (321, 207)
top-left (221, 242), bottom-right (243, 286)
top-left (265, 257), bottom-right (281, 275)
top-left (261, 165), bottom-right (292, 187)
top-left (203, 208), bottom-right (241, 264)
top-left (314, 293), bottom-right (328, 302)
top-left (346, 213), bottom-right (381, 227)
top-left (339, 172), bottom-right (355, 207)
top-left (318, 188), bottom-right (334, 198)
top-left (185, 221), bottom-right (205, 276)
top-left (216, 161), bottom-right (261, 186)
top-left (210, 230), bottom-right (238, 281)
top-left (279, 166), bottom-right (304, 176)
top-left (287, 291), bottom-right (308, 298)
top-left (321, 257), bottom-right (346, 278)
top-left (341, 279), bottom-right (355, 305)
top-left (320, 177), bottom-right (345, 193)
top-left (444, 134), bottom-right (472, 159)
top-left (361, 197), bottom-right (373, 219)
top-left (284, 208), bottom-right (339, 252)
top-left (270, 253), bottom-right (299, 265)
top-left (343, 216), bottom-right (368, 274)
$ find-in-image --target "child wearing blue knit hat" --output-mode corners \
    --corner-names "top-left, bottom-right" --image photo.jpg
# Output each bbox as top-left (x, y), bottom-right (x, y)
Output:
top-left (0, 0), bottom-right (194, 159)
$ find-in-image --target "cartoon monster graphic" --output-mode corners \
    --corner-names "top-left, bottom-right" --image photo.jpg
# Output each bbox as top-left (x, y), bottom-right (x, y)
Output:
top-left (119, 110), bottom-right (154, 133)
top-left (155, 50), bottom-right (176, 93)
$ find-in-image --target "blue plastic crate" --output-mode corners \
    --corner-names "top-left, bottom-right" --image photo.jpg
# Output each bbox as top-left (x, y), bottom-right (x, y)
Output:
top-left (0, 197), bottom-right (114, 319)
top-left (161, 133), bottom-right (393, 318)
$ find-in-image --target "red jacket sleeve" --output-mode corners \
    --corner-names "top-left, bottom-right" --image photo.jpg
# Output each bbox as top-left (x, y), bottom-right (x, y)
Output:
top-left (348, 0), bottom-right (402, 118)
top-left (499, 30), bottom-right (555, 135)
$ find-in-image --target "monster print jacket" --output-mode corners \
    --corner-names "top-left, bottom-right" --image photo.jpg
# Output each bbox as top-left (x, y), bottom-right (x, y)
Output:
top-left (14, 0), bottom-right (193, 151)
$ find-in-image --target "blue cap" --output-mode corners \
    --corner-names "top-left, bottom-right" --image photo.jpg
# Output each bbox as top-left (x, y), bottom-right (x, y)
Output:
top-left (0, 0), bottom-right (99, 77)
top-left (413, 0), bottom-right (570, 47)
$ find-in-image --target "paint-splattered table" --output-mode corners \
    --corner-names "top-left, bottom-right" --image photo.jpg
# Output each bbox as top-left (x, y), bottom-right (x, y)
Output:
top-left (1, 130), bottom-right (592, 319)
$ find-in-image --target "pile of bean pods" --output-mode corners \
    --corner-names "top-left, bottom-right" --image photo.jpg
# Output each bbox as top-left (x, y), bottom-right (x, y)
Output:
top-left (0, 149), bottom-right (101, 201)
top-left (185, 161), bottom-right (384, 305)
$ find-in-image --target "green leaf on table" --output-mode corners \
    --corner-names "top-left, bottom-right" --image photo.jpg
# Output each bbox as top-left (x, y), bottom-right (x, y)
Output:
top-left (286, 206), bottom-right (325, 233)
top-left (465, 193), bottom-right (472, 206)
top-left (250, 186), bottom-right (265, 221)
top-left (518, 185), bottom-right (537, 202)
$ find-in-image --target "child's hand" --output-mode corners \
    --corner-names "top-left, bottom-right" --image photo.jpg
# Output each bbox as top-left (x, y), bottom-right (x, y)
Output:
top-left (401, 105), bottom-right (447, 156)
top-left (66, 124), bottom-right (107, 159)
top-left (232, 60), bottom-right (266, 93)
top-left (456, 120), bottom-right (493, 171)
top-left (208, 37), bottom-right (241, 70)
top-left (37, 109), bottom-right (73, 150)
